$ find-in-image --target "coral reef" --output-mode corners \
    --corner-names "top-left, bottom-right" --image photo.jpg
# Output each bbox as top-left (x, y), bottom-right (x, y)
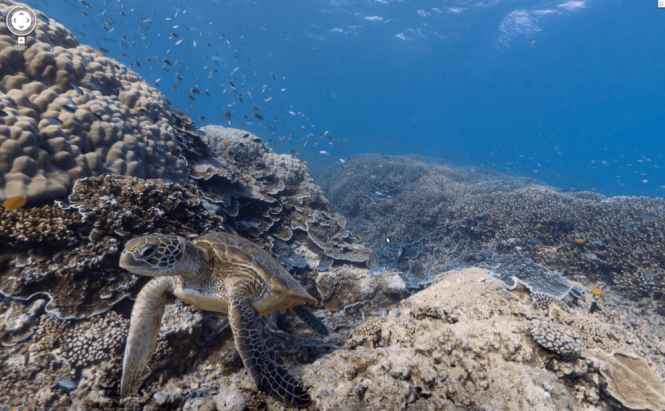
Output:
top-left (319, 154), bottom-right (665, 301)
top-left (192, 125), bottom-right (371, 269)
top-left (375, 233), bottom-right (424, 272)
top-left (0, 1), bottom-right (189, 204)
top-left (2, 4), bottom-right (664, 411)
top-left (4, 240), bottom-right (665, 409)
top-left (301, 268), bottom-right (665, 410)
top-left (0, 174), bottom-right (225, 319)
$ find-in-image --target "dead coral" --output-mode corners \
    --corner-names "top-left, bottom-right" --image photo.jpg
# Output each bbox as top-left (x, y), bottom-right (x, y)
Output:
top-left (60, 311), bottom-right (128, 369)
top-left (0, 310), bottom-right (129, 407)
top-left (65, 174), bottom-right (223, 236)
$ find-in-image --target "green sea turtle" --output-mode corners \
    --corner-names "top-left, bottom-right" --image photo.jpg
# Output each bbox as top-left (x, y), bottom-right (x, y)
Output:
top-left (119, 231), bottom-right (328, 407)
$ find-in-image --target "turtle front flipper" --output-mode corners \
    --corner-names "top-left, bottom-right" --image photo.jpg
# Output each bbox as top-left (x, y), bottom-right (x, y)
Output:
top-left (229, 291), bottom-right (312, 407)
top-left (121, 277), bottom-right (174, 396)
top-left (292, 305), bottom-right (329, 337)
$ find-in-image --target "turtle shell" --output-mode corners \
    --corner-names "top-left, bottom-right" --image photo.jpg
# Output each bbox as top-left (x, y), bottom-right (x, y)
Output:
top-left (196, 232), bottom-right (317, 315)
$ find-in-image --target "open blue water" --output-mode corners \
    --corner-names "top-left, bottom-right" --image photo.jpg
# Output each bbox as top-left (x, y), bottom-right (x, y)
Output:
top-left (28, 0), bottom-right (665, 197)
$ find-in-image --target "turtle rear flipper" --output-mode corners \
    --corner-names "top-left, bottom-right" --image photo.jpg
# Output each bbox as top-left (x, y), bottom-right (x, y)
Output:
top-left (292, 305), bottom-right (329, 337)
top-left (121, 277), bottom-right (173, 396)
top-left (230, 292), bottom-right (312, 407)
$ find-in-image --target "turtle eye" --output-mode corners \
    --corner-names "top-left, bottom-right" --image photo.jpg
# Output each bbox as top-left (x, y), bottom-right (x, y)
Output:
top-left (138, 244), bottom-right (157, 258)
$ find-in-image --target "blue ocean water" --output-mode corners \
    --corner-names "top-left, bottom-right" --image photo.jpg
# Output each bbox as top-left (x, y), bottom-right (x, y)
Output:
top-left (28, 0), bottom-right (665, 197)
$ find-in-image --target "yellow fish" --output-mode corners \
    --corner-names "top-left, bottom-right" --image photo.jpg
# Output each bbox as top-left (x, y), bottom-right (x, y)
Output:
top-left (535, 223), bottom-right (542, 228)
top-left (575, 238), bottom-right (586, 244)
top-left (2, 196), bottom-right (27, 210)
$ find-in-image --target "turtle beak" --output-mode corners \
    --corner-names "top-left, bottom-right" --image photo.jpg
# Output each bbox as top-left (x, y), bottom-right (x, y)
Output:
top-left (119, 248), bottom-right (162, 276)
top-left (118, 249), bottom-right (133, 270)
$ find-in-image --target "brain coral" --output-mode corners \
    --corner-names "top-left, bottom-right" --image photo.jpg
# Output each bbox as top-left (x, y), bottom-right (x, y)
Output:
top-left (530, 319), bottom-right (582, 359)
top-left (0, 1), bottom-right (189, 204)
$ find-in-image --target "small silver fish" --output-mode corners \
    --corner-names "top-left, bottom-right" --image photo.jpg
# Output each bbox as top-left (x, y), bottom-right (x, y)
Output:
top-left (42, 116), bottom-right (63, 125)
top-left (320, 150), bottom-right (329, 155)
top-left (71, 83), bottom-right (83, 95)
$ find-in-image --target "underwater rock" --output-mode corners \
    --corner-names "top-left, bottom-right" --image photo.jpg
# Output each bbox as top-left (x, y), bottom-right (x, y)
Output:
top-left (315, 264), bottom-right (407, 312)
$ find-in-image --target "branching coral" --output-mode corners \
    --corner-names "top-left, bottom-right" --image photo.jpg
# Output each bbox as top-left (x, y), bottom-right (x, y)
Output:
top-left (319, 154), bottom-right (665, 301)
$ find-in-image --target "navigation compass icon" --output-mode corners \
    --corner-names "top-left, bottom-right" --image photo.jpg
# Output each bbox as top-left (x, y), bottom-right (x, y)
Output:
top-left (6, 5), bottom-right (37, 51)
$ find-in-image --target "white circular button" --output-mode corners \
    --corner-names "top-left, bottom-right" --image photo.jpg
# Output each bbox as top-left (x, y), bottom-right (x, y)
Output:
top-left (7, 5), bottom-right (37, 37)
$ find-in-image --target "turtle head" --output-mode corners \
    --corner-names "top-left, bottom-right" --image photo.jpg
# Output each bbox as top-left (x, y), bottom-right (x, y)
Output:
top-left (120, 234), bottom-right (191, 276)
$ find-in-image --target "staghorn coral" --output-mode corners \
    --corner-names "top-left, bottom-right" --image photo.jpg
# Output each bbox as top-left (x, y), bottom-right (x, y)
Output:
top-left (0, 1), bottom-right (189, 204)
